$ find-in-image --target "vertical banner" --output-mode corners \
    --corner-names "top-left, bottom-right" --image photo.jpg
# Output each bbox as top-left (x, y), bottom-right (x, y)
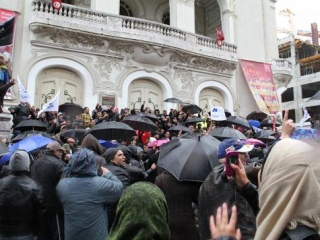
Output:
top-left (239, 59), bottom-right (280, 114)
top-left (0, 9), bottom-right (17, 100)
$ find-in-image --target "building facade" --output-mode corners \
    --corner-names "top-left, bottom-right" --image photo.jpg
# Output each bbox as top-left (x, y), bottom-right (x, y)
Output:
top-left (0, 0), bottom-right (289, 117)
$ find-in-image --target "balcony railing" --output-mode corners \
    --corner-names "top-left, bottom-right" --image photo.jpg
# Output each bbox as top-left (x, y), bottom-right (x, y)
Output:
top-left (271, 59), bottom-right (293, 73)
top-left (30, 1), bottom-right (237, 60)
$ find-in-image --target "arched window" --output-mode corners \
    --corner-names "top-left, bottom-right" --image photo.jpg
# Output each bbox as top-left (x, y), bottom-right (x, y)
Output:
top-left (162, 12), bottom-right (170, 25)
top-left (120, 1), bottom-right (133, 17)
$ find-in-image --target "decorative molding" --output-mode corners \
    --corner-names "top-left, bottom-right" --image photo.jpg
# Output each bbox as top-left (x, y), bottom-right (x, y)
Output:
top-left (108, 41), bottom-right (134, 54)
top-left (94, 56), bottom-right (123, 80)
top-left (174, 68), bottom-right (195, 90)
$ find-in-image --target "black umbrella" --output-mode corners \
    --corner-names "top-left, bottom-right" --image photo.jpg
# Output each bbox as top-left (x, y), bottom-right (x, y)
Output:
top-left (122, 115), bottom-right (158, 132)
top-left (225, 116), bottom-right (251, 129)
top-left (184, 117), bottom-right (203, 126)
top-left (14, 119), bottom-right (47, 131)
top-left (60, 129), bottom-right (87, 143)
top-left (168, 125), bottom-right (191, 134)
top-left (224, 109), bottom-right (232, 117)
top-left (0, 141), bottom-right (8, 156)
top-left (209, 127), bottom-right (247, 140)
top-left (256, 135), bottom-right (277, 142)
top-left (11, 130), bottom-right (54, 143)
top-left (253, 129), bottom-right (276, 138)
top-left (307, 90), bottom-right (320, 101)
top-left (182, 104), bottom-right (202, 114)
top-left (260, 118), bottom-right (280, 128)
top-left (164, 97), bottom-right (182, 104)
top-left (138, 112), bottom-right (160, 122)
top-left (85, 121), bottom-right (136, 141)
top-left (157, 135), bottom-right (220, 182)
top-left (246, 111), bottom-right (268, 121)
top-left (59, 102), bottom-right (84, 116)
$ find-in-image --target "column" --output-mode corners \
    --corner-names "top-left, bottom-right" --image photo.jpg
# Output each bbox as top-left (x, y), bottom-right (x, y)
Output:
top-left (170, 0), bottom-right (195, 33)
top-left (91, 0), bottom-right (120, 15)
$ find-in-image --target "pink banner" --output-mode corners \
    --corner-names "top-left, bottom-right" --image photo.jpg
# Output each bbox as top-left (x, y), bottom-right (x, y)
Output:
top-left (239, 59), bottom-right (280, 114)
top-left (0, 8), bottom-right (17, 99)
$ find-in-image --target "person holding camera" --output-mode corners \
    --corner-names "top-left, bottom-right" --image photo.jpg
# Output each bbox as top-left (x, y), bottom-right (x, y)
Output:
top-left (198, 138), bottom-right (257, 240)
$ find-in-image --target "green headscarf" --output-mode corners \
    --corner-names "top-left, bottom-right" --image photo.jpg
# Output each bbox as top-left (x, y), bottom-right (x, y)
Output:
top-left (108, 182), bottom-right (170, 240)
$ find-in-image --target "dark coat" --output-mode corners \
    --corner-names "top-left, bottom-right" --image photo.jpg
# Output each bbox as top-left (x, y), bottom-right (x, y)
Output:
top-left (155, 171), bottom-right (202, 240)
top-left (31, 151), bottom-right (66, 212)
top-left (198, 164), bottom-right (256, 240)
top-left (0, 172), bottom-right (43, 237)
top-left (0, 80), bottom-right (14, 113)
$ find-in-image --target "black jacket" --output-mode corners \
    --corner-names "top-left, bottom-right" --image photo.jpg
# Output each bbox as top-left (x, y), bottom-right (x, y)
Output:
top-left (31, 151), bottom-right (65, 212)
top-left (198, 164), bottom-right (256, 240)
top-left (0, 172), bottom-right (43, 237)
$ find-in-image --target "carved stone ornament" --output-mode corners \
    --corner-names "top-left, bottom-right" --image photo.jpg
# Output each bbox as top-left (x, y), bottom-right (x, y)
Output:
top-left (174, 68), bottom-right (195, 90)
top-left (108, 40), bottom-right (134, 54)
top-left (94, 56), bottom-right (123, 80)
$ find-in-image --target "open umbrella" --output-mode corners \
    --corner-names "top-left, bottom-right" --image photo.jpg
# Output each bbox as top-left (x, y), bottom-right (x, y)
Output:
top-left (225, 116), bottom-right (251, 129)
top-left (98, 140), bottom-right (118, 149)
top-left (224, 109), bottom-right (232, 117)
top-left (209, 127), bottom-right (247, 140)
top-left (138, 112), bottom-right (160, 122)
top-left (307, 90), bottom-right (320, 101)
top-left (184, 117), bottom-right (203, 125)
top-left (122, 115), bottom-right (158, 132)
top-left (11, 130), bottom-right (54, 143)
top-left (85, 121), bottom-right (136, 141)
top-left (148, 139), bottom-right (170, 148)
top-left (260, 118), bottom-right (280, 128)
top-left (168, 125), bottom-right (191, 134)
top-left (244, 138), bottom-right (266, 148)
top-left (253, 129), bottom-right (276, 138)
top-left (14, 119), bottom-right (47, 132)
top-left (0, 141), bottom-right (8, 156)
top-left (59, 102), bottom-right (84, 116)
top-left (60, 129), bottom-right (86, 143)
top-left (248, 120), bottom-right (261, 128)
top-left (246, 111), bottom-right (268, 121)
top-left (182, 104), bottom-right (202, 114)
top-left (164, 98), bottom-right (182, 104)
top-left (9, 136), bottom-right (55, 153)
top-left (158, 135), bottom-right (220, 182)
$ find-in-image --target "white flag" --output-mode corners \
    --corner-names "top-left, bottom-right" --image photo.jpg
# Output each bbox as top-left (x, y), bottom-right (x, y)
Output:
top-left (299, 104), bottom-right (311, 127)
top-left (37, 89), bottom-right (60, 117)
top-left (210, 106), bottom-right (226, 121)
top-left (17, 76), bottom-right (33, 104)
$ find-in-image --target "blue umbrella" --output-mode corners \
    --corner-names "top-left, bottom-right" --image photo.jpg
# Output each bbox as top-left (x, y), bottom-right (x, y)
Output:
top-left (9, 135), bottom-right (55, 153)
top-left (0, 152), bottom-right (12, 165)
top-left (248, 120), bottom-right (261, 128)
top-left (98, 140), bottom-right (118, 149)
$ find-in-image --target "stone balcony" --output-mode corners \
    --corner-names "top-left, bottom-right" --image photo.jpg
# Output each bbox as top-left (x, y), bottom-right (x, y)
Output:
top-left (29, 1), bottom-right (238, 70)
top-left (270, 59), bottom-right (293, 89)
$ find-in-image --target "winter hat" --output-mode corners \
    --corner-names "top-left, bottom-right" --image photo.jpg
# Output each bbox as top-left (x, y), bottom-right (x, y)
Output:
top-left (9, 150), bottom-right (30, 172)
top-left (217, 138), bottom-right (244, 159)
top-left (103, 148), bottom-right (118, 162)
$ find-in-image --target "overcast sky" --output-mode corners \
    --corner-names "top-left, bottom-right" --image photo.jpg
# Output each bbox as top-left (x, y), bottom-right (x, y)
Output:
top-left (275, 0), bottom-right (320, 33)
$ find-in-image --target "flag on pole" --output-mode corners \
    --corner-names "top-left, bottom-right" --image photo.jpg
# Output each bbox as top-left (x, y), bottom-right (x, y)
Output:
top-left (37, 89), bottom-right (60, 117)
top-left (0, 16), bottom-right (15, 46)
top-left (299, 104), bottom-right (311, 127)
top-left (17, 76), bottom-right (33, 104)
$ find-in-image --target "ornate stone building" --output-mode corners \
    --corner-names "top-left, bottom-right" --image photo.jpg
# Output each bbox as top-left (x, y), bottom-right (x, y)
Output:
top-left (1, 0), bottom-right (291, 117)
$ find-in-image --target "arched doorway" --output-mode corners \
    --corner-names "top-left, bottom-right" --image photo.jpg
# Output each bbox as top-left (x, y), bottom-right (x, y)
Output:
top-left (128, 79), bottom-right (163, 111)
top-left (35, 68), bottom-right (83, 108)
top-left (199, 88), bottom-right (225, 115)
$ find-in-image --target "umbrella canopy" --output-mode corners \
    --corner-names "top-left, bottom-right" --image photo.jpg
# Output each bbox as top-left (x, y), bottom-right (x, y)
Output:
top-left (9, 136), bottom-right (55, 153)
top-left (224, 109), bottom-right (232, 117)
top-left (244, 138), bottom-right (266, 148)
top-left (260, 118), bottom-right (281, 128)
top-left (246, 111), bottom-right (268, 121)
top-left (182, 104), bottom-right (202, 114)
top-left (168, 125), bottom-right (191, 134)
top-left (184, 117), bottom-right (203, 125)
top-left (157, 135), bottom-right (220, 182)
top-left (148, 139), bottom-right (170, 148)
top-left (85, 121), bottom-right (136, 141)
top-left (11, 130), bottom-right (54, 143)
top-left (253, 129), bottom-right (276, 138)
top-left (209, 127), bottom-right (247, 140)
top-left (163, 97), bottom-right (182, 104)
top-left (225, 116), bottom-right (251, 129)
top-left (248, 120), bottom-right (261, 128)
top-left (98, 140), bottom-right (118, 149)
top-left (138, 112), bottom-right (160, 122)
top-left (0, 141), bottom-right (8, 156)
top-left (122, 115), bottom-right (158, 132)
top-left (60, 129), bottom-right (87, 143)
top-left (307, 90), bottom-right (320, 101)
top-left (59, 102), bottom-right (84, 116)
top-left (14, 119), bottom-right (47, 131)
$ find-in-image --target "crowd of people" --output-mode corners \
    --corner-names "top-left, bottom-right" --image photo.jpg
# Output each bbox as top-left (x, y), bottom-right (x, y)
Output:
top-left (0, 87), bottom-right (320, 240)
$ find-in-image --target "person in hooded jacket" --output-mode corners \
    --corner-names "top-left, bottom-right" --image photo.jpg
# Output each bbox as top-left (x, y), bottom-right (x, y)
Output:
top-left (0, 150), bottom-right (43, 239)
top-left (56, 148), bottom-right (123, 240)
